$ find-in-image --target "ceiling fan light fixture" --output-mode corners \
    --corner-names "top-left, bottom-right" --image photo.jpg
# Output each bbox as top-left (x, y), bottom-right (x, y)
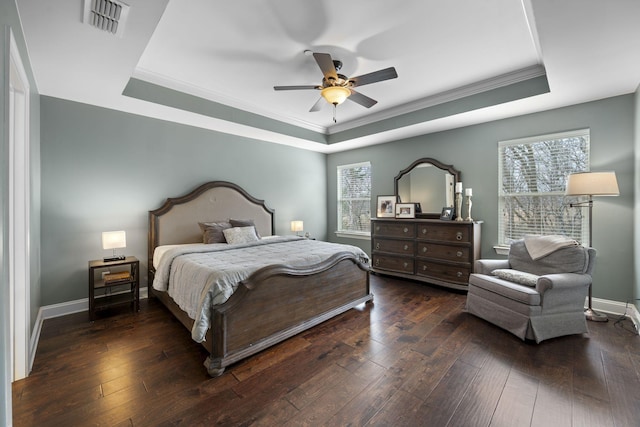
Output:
top-left (321, 86), bottom-right (350, 105)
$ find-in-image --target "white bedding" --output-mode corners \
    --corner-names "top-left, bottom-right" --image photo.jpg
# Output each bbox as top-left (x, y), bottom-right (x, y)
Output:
top-left (152, 236), bottom-right (369, 342)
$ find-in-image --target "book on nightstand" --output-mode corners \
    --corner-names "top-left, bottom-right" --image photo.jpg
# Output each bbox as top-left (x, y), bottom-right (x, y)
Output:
top-left (103, 271), bottom-right (132, 284)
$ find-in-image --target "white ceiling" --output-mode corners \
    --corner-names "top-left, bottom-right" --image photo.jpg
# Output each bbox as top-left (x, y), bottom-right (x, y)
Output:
top-left (16, 0), bottom-right (640, 153)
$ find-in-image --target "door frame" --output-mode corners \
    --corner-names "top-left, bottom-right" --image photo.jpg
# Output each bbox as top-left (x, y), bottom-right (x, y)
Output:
top-left (8, 28), bottom-right (31, 382)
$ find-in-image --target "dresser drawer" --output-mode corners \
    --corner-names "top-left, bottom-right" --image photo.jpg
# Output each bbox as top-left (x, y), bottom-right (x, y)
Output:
top-left (417, 224), bottom-right (469, 243)
top-left (373, 222), bottom-right (416, 238)
top-left (416, 260), bottom-right (470, 285)
top-left (416, 242), bottom-right (469, 262)
top-left (373, 254), bottom-right (415, 274)
top-left (373, 238), bottom-right (415, 255)
top-left (370, 218), bottom-right (480, 290)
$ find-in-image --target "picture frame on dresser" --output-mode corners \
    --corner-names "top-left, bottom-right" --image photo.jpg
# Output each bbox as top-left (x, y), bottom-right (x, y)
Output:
top-left (395, 203), bottom-right (416, 218)
top-left (377, 195), bottom-right (397, 218)
top-left (440, 207), bottom-right (455, 221)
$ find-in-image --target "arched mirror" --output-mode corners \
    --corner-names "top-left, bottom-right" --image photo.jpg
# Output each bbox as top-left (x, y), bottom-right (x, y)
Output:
top-left (394, 158), bottom-right (461, 218)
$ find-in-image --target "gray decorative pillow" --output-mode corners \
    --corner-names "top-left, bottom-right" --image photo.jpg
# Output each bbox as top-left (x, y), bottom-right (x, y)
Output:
top-left (229, 219), bottom-right (261, 238)
top-left (199, 221), bottom-right (232, 244)
top-left (492, 269), bottom-right (540, 287)
top-left (223, 226), bottom-right (260, 245)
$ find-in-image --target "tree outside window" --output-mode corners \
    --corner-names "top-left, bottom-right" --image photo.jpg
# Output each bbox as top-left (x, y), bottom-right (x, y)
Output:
top-left (498, 130), bottom-right (590, 246)
top-left (337, 162), bottom-right (371, 235)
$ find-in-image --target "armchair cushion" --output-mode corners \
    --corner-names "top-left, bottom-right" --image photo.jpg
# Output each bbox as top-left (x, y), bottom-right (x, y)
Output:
top-left (492, 269), bottom-right (539, 287)
top-left (468, 274), bottom-right (541, 306)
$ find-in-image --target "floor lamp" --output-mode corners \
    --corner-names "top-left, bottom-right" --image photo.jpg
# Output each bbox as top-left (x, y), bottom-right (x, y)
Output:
top-left (565, 171), bottom-right (620, 322)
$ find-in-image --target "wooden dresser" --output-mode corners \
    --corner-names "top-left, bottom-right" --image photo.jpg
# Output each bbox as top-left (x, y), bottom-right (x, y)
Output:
top-left (371, 218), bottom-right (481, 291)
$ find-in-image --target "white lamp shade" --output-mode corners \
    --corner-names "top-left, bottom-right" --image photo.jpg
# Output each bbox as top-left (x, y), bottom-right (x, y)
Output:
top-left (102, 230), bottom-right (126, 250)
top-left (565, 171), bottom-right (620, 196)
top-left (290, 221), bottom-right (304, 232)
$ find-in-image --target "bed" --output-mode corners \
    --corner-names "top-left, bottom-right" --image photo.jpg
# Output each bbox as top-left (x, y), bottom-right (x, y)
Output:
top-left (148, 181), bottom-right (372, 376)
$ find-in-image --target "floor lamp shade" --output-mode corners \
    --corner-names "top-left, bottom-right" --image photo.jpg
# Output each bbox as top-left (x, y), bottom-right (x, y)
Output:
top-left (565, 171), bottom-right (620, 197)
top-left (564, 171), bottom-right (619, 322)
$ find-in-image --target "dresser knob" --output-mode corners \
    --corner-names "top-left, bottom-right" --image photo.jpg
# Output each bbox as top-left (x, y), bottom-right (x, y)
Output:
top-left (422, 228), bottom-right (427, 234)
top-left (456, 251), bottom-right (463, 257)
top-left (404, 244), bottom-right (409, 251)
top-left (403, 227), bottom-right (409, 233)
top-left (422, 265), bottom-right (428, 271)
top-left (376, 242), bottom-right (380, 250)
top-left (375, 259), bottom-right (380, 266)
top-left (422, 247), bottom-right (428, 253)
top-left (457, 271), bottom-right (463, 278)
top-left (376, 226), bottom-right (380, 232)
top-left (403, 262), bottom-right (408, 268)
top-left (456, 232), bottom-right (463, 241)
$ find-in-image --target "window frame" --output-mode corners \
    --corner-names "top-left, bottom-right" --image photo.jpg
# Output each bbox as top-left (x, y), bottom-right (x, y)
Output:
top-left (497, 129), bottom-right (590, 248)
top-left (336, 161), bottom-right (372, 239)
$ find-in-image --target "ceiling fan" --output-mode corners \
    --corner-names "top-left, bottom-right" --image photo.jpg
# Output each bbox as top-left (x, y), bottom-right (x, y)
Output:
top-left (274, 51), bottom-right (398, 122)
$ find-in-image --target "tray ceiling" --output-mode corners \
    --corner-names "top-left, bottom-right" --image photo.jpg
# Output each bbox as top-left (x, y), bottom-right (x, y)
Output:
top-left (16, 0), bottom-right (640, 152)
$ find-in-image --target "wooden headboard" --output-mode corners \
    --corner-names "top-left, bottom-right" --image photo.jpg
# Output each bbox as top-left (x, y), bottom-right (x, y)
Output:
top-left (148, 181), bottom-right (275, 271)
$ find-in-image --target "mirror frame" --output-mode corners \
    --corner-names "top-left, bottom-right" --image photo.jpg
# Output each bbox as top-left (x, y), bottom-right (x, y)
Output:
top-left (394, 158), bottom-right (461, 219)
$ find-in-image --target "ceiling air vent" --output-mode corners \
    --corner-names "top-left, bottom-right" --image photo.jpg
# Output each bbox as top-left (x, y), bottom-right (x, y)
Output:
top-left (83, 0), bottom-right (130, 37)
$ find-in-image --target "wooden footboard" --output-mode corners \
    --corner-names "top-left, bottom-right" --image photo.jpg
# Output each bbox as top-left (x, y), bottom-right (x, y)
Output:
top-left (203, 251), bottom-right (371, 376)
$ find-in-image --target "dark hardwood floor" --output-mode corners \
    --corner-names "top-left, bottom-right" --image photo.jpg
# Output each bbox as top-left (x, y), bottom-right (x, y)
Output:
top-left (12, 274), bottom-right (640, 426)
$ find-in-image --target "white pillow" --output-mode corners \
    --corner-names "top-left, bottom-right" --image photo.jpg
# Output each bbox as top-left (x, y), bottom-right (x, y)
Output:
top-left (223, 226), bottom-right (260, 245)
top-left (492, 269), bottom-right (539, 287)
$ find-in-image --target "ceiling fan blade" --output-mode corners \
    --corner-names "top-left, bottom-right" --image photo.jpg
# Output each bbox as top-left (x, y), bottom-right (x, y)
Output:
top-left (274, 85), bottom-right (319, 91)
top-left (313, 52), bottom-right (338, 81)
top-left (309, 97), bottom-right (325, 112)
top-left (348, 90), bottom-right (377, 108)
top-left (349, 67), bottom-right (398, 87)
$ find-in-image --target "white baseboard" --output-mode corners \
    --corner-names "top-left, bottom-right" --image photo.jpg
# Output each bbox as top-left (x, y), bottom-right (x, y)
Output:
top-left (585, 298), bottom-right (639, 319)
top-left (628, 305), bottom-right (640, 332)
top-left (28, 309), bottom-right (43, 374)
top-left (587, 297), bottom-right (639, 331)
top-left (38, 286), bottom-right (148, 320)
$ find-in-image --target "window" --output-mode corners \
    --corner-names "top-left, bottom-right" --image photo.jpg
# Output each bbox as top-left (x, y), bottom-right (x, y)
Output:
top-left (498, 129), bottom-right (590, 246)
top-left (337, 162), bottom-right (371, 236)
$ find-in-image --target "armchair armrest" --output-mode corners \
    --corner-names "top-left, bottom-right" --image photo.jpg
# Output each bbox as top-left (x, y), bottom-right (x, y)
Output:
top-left (536, 273), bottom-right (592, 295)
top-left (536, 273), bottom-right (592, 313)
top-left (474, 259), bottom-right (510, 275)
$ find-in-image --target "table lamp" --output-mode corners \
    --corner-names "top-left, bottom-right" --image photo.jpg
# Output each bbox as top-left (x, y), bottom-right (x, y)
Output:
top-left (102, 230), bottom-right (126, 262)
top-left (290, 220), bottom-right (304, 237)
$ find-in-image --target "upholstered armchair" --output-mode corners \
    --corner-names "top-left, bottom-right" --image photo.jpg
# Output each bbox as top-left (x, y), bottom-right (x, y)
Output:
top-left (466, 238), bottom-right (596, 343)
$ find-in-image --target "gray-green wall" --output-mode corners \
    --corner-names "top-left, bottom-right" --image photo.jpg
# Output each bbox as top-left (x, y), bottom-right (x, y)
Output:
top-left (635, 85), bottom-right (640, 312)
top-left (40, 97), bottom-right (326, 305)
top-left (328, 95), bottom-right (635, 304)
top-left (1, 0), bottom-right (42, 421)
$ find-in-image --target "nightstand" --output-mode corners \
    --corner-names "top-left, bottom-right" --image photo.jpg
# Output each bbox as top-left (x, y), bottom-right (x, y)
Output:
top-left (88, 256), bottom-right (139, 321)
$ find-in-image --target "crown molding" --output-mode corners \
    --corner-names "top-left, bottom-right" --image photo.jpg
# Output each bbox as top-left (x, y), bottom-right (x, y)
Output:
top-left (328, 64), bottom-right (547, 134)
top-left (131, 67), bottom-right (328, 134)
top-left (132, 65), bottom-right (545, 138)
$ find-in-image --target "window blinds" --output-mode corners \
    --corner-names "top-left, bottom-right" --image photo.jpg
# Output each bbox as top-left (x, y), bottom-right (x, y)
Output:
top-left (498, 130), bottom-right (590, 245)
top-left (337, 162), bottom-right (372, 234)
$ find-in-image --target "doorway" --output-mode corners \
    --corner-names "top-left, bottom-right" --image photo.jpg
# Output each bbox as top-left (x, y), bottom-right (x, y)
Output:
top-left (8, 29), bottom-right (31, 382)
